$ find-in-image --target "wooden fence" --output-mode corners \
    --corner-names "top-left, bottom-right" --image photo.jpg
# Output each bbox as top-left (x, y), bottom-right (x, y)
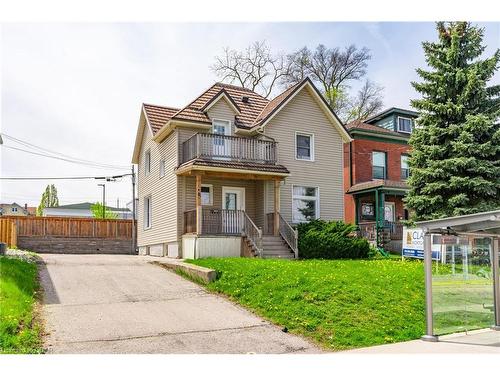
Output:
top-left (1, 216), bottom-right (133, 239)
top-left (0, 218), bottom-right (17, 247)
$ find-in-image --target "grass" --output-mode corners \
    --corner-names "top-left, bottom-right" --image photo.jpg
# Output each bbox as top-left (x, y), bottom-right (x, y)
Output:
top-left (0, 256), bottom-right (43, 354)
top-left (187, 257), bottom-right (426, 351)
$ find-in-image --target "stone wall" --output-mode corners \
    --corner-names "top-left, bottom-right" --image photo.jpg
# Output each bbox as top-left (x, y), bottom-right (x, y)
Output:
top-left (18, 236), bottom-right (134, 255)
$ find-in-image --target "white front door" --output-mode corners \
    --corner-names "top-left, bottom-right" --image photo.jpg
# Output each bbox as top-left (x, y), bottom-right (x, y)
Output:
top-left (222, 186), bottom-right (245, 234)
top-left (212, 120), bottom-right (231, 158)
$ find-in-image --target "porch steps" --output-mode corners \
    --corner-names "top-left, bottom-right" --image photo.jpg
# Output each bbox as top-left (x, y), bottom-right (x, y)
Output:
top-left (261, 235), bottom-right (295, 259)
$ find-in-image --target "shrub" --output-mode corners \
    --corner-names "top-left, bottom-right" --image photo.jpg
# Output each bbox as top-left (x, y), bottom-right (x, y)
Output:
top-left (296, 220), bottom-right (370, 259)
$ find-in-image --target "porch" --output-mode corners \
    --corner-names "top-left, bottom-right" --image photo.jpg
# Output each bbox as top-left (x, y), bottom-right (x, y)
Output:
top-left (347, 179), bottom-right (409, 252)
top-left (177, 168), bottom-right (297, 259)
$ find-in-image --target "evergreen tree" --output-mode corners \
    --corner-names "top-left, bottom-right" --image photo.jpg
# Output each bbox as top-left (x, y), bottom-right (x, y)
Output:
top-left (406, 22), bottom-right (500, 220)
top-left (36, 184), bottom-right (59, 216)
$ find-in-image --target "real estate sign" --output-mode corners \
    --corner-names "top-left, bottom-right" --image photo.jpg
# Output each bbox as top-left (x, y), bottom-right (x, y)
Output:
top-left (402, 227), bottom-right (441, 260)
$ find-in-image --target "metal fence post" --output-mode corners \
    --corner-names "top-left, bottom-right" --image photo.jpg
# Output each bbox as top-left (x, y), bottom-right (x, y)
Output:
top-left (493, 237), bottom-right (500, 330)
top-left (422, 230), bottom-right (438, 341)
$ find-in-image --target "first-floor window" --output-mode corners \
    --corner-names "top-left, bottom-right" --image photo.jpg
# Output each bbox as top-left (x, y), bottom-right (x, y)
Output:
top-left (144, 196), bottom-right (152, 229)
top-left (292, 186), bottom-right (319, 223)
top-left (200, 184), bottom-right (213, 206)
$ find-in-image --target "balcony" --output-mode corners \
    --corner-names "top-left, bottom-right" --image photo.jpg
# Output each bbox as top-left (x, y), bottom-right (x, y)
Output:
top-left (180, 133), bottom-right (278, 165)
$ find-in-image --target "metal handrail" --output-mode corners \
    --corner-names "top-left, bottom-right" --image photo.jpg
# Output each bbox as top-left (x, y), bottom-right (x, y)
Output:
top-left (278, 212), bottom-right (298, 258)
top-left (242, 211), bottom-right (263, 257)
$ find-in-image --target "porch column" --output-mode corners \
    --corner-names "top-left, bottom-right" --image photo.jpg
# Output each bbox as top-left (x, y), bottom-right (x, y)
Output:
top-left (274, 178), bottom-right (280, 236)
top-left (493, 237), bottom-right (500, 330)
top-left (195, 174), bottom-right (202, 235)
top-left (422, 230), bottom-right (438, 341)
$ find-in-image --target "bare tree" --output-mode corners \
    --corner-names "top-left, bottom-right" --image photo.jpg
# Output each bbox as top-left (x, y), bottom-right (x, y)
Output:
top-left (211, 41), bottom-right (288, 98)
top-left (343, 80), bottom-right (384, 123)
top-left (284, 44), bottom-right (373, 111)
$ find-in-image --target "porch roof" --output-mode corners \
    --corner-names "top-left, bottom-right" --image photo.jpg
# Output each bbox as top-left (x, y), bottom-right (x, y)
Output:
top-left (347, 179), bottom-right (409, 194)
top-left (176, 158), bottom-right (290, 179)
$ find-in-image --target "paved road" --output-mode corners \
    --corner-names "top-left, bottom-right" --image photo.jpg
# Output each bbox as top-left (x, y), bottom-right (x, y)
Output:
top-left (39, 254), bottom-right (321, 354)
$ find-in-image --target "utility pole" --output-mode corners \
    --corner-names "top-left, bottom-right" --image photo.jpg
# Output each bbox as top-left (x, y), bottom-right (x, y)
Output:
top-left (98, 183), bottom-right (106, 219)
top-left (131, 165), bottom-right (137, 254)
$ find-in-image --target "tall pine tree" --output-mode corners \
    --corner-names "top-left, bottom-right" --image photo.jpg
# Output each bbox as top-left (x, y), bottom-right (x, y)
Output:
top-left (406, 22), bottom-right (500, 220)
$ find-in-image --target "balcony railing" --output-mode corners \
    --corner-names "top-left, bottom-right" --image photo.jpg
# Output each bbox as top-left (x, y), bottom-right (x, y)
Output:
top-left (181, 133), bottom-right (277, 165)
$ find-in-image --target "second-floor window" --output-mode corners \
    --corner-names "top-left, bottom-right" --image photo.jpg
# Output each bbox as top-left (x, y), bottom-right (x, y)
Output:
top-left (144, 149), bottom-right (151, 175)
top-left (397, 117), bottom-right (412, 133)
top-left (401, 154), bottom-right (409, 180)
top-left (295, 132), bottom-right (314, 161)
top-left (372, 151), bottom-right (386, 179)
top-left (159, 159), bottom-right (166, 178)
top-left (12, 207), bottom-right (18, 212)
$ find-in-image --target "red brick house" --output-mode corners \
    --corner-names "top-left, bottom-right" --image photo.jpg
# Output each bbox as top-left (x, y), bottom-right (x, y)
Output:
top-left (343, 107), bottom-right (417, 251)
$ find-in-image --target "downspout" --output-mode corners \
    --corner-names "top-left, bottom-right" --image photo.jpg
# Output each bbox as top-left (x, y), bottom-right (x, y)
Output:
top-left (349, 142), bottom-right (353, 187)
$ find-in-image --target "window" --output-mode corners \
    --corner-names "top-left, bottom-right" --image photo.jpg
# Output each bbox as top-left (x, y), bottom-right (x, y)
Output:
top-left (144, 150), bottom-right (151, 175)
top-left (401, 154), bottom-right (409, 180)
top-left (397, 117), bottom-right (412, 133)
top-left (159, 159), bottom-right (166, 178)
top-left (295, 132), bottom-right (314, 161)
top-left (144, 196), bottom-right (152, 229)
top-left (11, 207), bottom-right (18, 212)
top-left (292, 186), bottom-right (319, 223)
top-left (200, 184), bottom-right (213, 206)
top-left (361, 202), bottom-right (375, 220)
top-left (372, 151), bottom-right (386, 179)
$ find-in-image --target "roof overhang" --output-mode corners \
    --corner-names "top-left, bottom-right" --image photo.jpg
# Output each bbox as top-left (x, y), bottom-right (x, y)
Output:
top-left (417, 210), bottom-right (500, 235)
top-left (348, 128), bottom-right (410, 143)
top-left (152, 120), bottom-right (212, 143)
top-left (131, 106), bottom-right (154, 164)
top-left (258, 79), bottom-right (353, 144)
top-left (176, 164), bottom-right (289, 180)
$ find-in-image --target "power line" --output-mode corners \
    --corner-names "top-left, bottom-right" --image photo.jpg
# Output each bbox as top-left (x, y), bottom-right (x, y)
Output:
top-left (0, 174), bottom-right (131, 180)
top-left (1, 133), bottom-right (131, 170)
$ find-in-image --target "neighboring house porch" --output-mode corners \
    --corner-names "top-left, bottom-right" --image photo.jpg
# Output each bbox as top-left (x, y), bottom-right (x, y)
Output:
top-left (347, 180), bottom-right (409, 252)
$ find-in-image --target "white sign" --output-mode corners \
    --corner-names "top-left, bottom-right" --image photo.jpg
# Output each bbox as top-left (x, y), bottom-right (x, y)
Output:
top-left (402, 227), bottom-right (441, 260)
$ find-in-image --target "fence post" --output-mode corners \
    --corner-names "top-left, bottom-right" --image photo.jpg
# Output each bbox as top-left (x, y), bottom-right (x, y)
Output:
top-left (11, 221), bottom-right (17, 248)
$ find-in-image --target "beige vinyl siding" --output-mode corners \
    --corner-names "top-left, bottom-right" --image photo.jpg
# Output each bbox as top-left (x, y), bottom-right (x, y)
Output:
top-left (206, 98), bottom-right (237, 134)
top-left (137, 118), bottom-right (178, 247)
top-left (263, 87), bottom-right (344, 223)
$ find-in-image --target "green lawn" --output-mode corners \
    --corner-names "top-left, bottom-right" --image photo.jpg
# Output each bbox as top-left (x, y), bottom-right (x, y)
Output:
top-left (0, 256), bottom-right (43, 354)
top-left (187, 258), bottom-right (426, 351)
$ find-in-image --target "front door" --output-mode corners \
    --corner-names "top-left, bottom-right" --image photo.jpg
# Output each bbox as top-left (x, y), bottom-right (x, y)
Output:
top-left (222, 187), bottom-right (245, 234)
top-left (212, 120), bottom-right (231, 158)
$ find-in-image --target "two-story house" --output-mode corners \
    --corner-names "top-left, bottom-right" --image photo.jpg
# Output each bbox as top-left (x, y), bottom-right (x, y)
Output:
top-left (132, 78), bottom-right (351, 259)
top-left (343, 107), bottom-right (417, 252)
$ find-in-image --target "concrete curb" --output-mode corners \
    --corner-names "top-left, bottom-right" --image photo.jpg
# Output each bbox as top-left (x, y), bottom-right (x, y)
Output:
top-left (151, 259), bottom-right (217, 283)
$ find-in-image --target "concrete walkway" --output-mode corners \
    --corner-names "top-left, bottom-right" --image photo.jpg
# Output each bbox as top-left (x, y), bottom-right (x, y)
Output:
top-left (39, 254), bottom-right (321, 354)
top-left (344, 329), bottom-right (500, 354)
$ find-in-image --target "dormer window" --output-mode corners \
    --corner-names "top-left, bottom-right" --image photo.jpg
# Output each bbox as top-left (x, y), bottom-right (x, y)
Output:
top-left (397, 117), bottom-right (412, 133)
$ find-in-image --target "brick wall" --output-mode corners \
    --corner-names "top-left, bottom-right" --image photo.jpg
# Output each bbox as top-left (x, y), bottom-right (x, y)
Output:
top-left (343, 139), bottom-right (410, 223)
top-left (18, 236), bottom-right (134, 255)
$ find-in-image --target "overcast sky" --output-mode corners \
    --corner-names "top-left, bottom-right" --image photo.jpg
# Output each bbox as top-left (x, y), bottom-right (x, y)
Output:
top-left (1, 22), bottom-right (499, 208)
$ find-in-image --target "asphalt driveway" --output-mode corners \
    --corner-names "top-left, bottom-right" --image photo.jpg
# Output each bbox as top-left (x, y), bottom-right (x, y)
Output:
top-left (39, 254), bottom-right (321, 354)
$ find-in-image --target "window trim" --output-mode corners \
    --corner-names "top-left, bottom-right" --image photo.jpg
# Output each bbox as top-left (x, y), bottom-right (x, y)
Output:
top-left (294, 131), bottom-right (315, 162)
top-left (397, 116), bottom-right (413, 134)
top-left (291, 185), bottom-right (320, 223)
top-left (159, 159), bottom-right (166, 178)
top-left (200, 184), bottom-right (213, 206)
top-left (11, 207), bottom-right (18, 212)
top-left (144, 149), bottom-right (151, 176)
top-left (212, 118), bottom-right (232, 136)
top-left (143, 195), bottom-right (152, 230)
top-left (400, 154), bottom-right (410, 180)
top-left (372, 150), bottom-right (387, 180)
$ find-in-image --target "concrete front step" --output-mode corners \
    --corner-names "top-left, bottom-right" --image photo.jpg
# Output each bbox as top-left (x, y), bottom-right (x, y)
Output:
top-left (262, 253), bottom-right (295, 259)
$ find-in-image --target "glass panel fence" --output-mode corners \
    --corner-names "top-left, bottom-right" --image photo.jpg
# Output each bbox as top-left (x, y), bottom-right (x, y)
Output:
top-left (432, 235), bottom-right (495, 336)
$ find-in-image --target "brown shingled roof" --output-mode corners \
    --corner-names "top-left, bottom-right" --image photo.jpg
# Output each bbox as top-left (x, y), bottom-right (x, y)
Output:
top-left (253, 81), bottom-right (302, 126)
top-left (347, 179), bottom-right (409, 194)
top-left (346, 120), bottom-right (410, 138)
top-left (143, 104), bottom-right (179, 134)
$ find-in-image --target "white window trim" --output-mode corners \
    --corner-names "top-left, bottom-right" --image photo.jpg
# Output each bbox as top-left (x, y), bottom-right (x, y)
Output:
top-left (12, 207), bottom-right (18, 212)
top-left (144, 149), bottom-right (151, 176)
top-left (144, 195), bottom-right (152, 230)
top-left (159, 159), bottom-right (166, 178)
top-left (397, 116), bottom-right (413, 134)
top-left (212, 118), bottom-right (232, 136)
top-left (201, 184), bottom-right (214, 206)
top-left (291, 185), bottom-right (320, 223)
top-left (295, 131), bottom-right (315, 162)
